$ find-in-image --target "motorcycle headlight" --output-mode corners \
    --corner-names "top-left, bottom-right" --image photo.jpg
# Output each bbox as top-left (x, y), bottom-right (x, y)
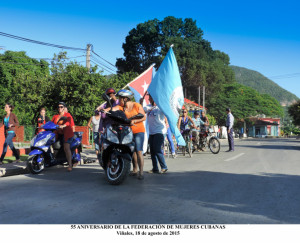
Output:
top-left (121, 131), bottom-right (133, 144)
top-left (30, 136), bottom-right (36, 147)
top-left (34, 134), bottom-right (52, 147)
top-left (107, 128), bottom-right (119, 144)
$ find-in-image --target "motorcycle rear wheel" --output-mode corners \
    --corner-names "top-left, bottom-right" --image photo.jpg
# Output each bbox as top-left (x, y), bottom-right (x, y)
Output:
top-left (27, 155), bottom-right (45, 174)
top-left (209, 137), bottom-right (220, 154)
top-left (105, 157), bottom-right (131, 185)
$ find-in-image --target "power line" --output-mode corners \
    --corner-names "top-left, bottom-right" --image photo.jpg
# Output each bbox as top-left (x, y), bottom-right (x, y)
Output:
top-left (91, 55), bottom-right (117, 72)
top-left (91, 48), bottom-right (117, 68)
top-left (91, 60), bottom-right (115, 74)
top-left (3, 55), bottom-right (86, 60)
top-left (0, 60), bottom-right (85, 66)
top-left (0, 31), bottom-right (86, 51)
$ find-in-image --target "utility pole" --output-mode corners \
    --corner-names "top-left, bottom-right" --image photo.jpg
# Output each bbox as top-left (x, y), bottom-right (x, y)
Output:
top-left (203, 86), bottom-right (205, 112)
top-left (86, 44), bottom-right (91, 73)
top-left (198, 86), bottom-right (201, 109)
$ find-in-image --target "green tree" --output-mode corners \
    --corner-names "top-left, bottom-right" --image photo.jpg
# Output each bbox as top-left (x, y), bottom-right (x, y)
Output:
top-left (0, 51), bottom-right (50, 124)
top-left (116, 16), bottom-right (235, 101)
top-left (288, 100), bottom-right (300, 126)
top-left (208, 83), bottom-right (284, 126)
top-left (49, 52), bottom-right (136, 125)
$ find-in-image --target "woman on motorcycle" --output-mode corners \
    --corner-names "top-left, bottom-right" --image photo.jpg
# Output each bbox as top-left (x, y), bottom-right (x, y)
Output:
top-left (110, 89), bottom-right (146, 180)
top-left (36, 107), bottom-right (50, 134)
top-left (0, 103), bottom-right (20, 164)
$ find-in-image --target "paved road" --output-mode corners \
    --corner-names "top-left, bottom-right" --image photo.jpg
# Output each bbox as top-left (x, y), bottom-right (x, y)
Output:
top-left (0, 138), bottom-right (299, 224)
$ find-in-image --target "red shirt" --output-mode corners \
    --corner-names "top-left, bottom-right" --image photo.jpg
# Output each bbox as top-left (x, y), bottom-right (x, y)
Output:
top-left (52, 112), bottom-right (74, 142)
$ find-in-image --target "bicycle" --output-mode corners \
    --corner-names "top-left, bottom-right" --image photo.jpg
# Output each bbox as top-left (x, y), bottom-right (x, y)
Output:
top-left (181, 129), bottom-right (192, 157)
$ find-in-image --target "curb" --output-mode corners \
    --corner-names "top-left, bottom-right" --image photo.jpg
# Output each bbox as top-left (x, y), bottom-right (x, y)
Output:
top-left (0, 150), bottom-right (97, 178)
top-left (0, 162), bottom-right (29, 177)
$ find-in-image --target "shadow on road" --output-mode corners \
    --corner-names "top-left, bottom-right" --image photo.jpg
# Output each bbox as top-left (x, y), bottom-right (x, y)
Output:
top-left (11, 164), bottom-right (300, 224)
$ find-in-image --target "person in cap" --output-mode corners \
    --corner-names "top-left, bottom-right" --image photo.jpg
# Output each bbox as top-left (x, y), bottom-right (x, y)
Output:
top-left (225, 108), bottom-right (234, 152)
top-left (51, 102), bottom-right (76, 171)
top-left (96, 88), bottom-right (119, 136)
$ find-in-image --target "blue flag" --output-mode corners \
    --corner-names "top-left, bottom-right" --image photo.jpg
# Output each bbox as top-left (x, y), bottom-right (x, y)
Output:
top-left (147, 47), bottom-right (186, 146)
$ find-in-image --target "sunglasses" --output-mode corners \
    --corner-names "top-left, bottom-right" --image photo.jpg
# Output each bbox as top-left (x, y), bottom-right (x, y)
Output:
top-left (58, 106), bottom-right (64, 109)
top-left (183, 111), bottom-right (187, 113)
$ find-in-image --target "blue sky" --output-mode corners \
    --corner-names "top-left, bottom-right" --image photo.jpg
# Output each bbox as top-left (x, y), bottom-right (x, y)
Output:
top-left (0, 0), bottom-right (299, 97)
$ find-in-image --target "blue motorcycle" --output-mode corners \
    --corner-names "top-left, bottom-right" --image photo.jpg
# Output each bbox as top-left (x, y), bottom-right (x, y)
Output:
top-left (27, 119), bottom-right (83, 174)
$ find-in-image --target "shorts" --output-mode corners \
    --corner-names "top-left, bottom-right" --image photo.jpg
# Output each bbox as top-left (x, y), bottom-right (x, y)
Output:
top-left (133, 132), bottom-right (145, 152)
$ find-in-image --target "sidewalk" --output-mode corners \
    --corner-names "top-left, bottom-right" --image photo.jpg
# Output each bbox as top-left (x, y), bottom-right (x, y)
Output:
top-left (0, 149), bottom-right (97, 177)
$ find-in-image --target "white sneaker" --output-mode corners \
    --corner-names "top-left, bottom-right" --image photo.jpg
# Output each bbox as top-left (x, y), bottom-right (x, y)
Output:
top-left (172, 153), bottom-right (177, 158)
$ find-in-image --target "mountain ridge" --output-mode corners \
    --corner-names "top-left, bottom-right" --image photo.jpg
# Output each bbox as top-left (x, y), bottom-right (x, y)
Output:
top-left (231, 65), bottom-right (298, 106)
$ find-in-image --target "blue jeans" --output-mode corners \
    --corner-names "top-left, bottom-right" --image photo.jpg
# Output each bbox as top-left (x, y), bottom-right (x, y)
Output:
top-left (133, 132), bottom-right (145, 152)
top-left (149, 133), bottom-right (168, 171)
top-left (0, 132), bottom-right (20, 161)
top-left (166, 127), bottom-right (175, 154)
top-left (93, 132), bottom-right (100, 151)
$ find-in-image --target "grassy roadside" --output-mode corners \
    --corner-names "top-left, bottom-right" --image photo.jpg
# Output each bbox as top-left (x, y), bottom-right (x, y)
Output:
top-left (2, 155), bottom-right (29, 164)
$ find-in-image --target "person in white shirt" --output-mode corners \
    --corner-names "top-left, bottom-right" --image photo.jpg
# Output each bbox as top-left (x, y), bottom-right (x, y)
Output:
top-left (226, 108), bottom-right (234, 152)
top-left (141, 94), bottom-right (168, 174)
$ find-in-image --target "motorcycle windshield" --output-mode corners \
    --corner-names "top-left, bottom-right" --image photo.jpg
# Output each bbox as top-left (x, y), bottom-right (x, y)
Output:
top-left (42, 121), bottom-right (58, 130)
top-left (107, 110), bottom-right (131, 125)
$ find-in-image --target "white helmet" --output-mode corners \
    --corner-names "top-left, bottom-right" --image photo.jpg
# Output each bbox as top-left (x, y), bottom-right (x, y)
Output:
top-left (117, 89), bottom-right (133, 99)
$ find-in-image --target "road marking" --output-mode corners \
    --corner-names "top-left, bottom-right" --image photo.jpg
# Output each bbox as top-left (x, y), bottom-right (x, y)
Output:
top-left (224, 153), bottom-right (245, 161)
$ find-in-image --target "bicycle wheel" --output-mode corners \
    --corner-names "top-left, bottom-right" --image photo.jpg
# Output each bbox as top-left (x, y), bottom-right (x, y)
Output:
top-left (209, 137), bottom-right (220, 154)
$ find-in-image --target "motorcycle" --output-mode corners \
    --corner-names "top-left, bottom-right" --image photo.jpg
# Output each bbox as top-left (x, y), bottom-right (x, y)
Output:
top-left (98, 93), bottom-right (144, 185)
top-left (27, 118), bottom-right (83, 174)
top-left (192, 126), bottom-right (220, 154)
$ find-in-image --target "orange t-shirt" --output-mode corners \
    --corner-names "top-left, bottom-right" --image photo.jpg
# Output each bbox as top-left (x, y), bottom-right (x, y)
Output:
top-left (116, 103), bottom-right (145, 134)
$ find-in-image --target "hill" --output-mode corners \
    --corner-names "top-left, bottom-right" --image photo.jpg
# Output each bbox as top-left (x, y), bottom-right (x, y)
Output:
top-left (231, 65), bottom-right (298, 106)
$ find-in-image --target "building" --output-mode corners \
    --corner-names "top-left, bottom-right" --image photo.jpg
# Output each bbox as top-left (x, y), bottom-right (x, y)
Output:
top-left (247, 117), bottom-right (280, 137)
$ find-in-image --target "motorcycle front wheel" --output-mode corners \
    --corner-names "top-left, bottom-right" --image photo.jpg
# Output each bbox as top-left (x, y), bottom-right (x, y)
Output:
top-left (27, 155), bottom-right (45, 174)
top-left (209, 137), bottom-right (220, 154)
top-left (105, 157), bottom-right (131, 185)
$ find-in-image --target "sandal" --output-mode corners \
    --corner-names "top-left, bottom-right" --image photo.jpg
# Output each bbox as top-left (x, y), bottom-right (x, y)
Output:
top-left (129, 171), bottom-right (138, 176)
top-left (67, 167), bottom-right (72, 172)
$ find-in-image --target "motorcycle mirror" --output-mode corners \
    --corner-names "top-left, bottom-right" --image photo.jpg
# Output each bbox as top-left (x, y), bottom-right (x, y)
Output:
top-left (102, 93), bottom-right (113, 109)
